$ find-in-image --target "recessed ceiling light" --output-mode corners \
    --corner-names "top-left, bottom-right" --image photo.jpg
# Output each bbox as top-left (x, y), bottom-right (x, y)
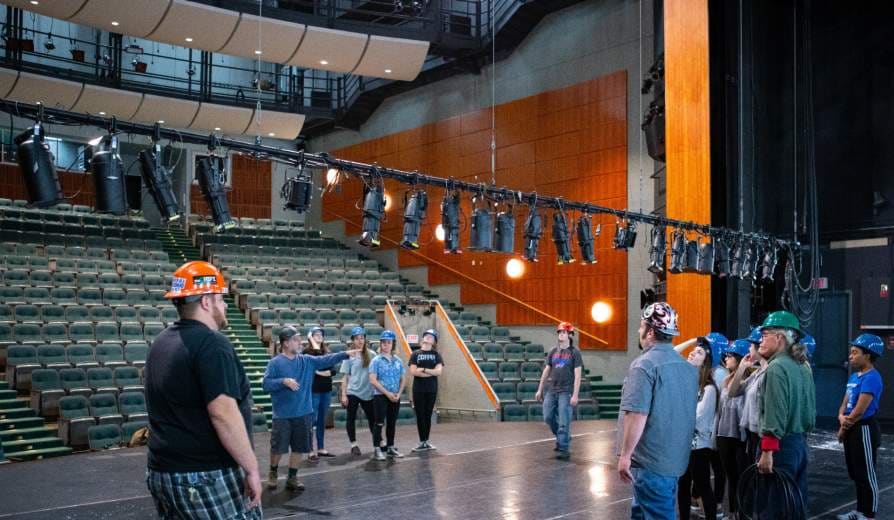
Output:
top-left (110, 21), bottom-right (120, 26)
top-left (384, 69), bottom-right (392, 74)
top-left (319, 60), bottom-right (329, 65)
top-left (267, 132), bottom-right (276, 137)
top-left (29, 0), bottom-right (39, 5)
top-left (254, 50), bottom-right (262, 55)
top-left (157, 120), bottom-right (165, 124)
top-left (98, 111), bottom-right (106, 116)
top-left (184, 37), bottom-right (193, 43)
top-left (214, 127), bottom-right (221, 131)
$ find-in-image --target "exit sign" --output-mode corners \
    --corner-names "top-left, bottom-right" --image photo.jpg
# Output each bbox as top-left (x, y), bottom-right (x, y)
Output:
top-left (407, 334), bottom-right (419, 344)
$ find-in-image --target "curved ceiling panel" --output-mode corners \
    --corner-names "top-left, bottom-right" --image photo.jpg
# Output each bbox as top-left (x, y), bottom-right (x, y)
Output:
top-left (70, 0), bottom-right (172, 38)
top-left (7, 72), bottom-right (83, 109)
top-left (130, 93), bottom-right (199, 128)
top-left (288, 26), bottom-right (368, 73)
top-left (71, 84), bottom-right (143, 119)
top-left (244, 110), bottom-right (304, 140)
top-left (353, 35), bottom-right (429, 81)
top-left (147, 0), bottom-right (239, 53)
top-left (2, 0), bottom-right (88, 19)
top-left (189, 103), bottom-right (253, 136)
top-left (220, 14), bottom-right (305, 65)
top-left (0, 67), bottom-right (19, 98)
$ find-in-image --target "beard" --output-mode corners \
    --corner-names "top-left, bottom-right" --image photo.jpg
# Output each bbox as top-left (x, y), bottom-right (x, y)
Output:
top-left (213, 305), bottom-right (228, 330)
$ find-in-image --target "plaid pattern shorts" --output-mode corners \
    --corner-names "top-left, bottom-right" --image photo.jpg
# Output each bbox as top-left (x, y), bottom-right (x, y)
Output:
top-left (146, 467), bottom-right (263, 520)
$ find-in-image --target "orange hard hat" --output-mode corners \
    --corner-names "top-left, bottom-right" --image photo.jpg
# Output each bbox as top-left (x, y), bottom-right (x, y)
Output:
top-left (557, 322), bottom-right (574, 334)
top-left (164, 261), bottom-right (229, 299)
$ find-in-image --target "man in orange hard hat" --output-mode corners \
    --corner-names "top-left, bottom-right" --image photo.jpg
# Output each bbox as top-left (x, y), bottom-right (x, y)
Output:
top-left (535, 321), bottom-right (584, 460)
top-left (144, 261), bottom-right (263, 519)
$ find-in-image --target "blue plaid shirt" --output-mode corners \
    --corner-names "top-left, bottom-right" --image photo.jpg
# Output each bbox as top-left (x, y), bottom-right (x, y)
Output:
top-left (369, 354), bottom-right (405, 395)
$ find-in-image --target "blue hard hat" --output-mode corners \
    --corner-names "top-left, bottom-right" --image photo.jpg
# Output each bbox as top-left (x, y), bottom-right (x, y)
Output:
top-left (422, 329), bottom-right (439, 342)
top-left (350, 326), bottom-right (366, 339)
top-left (308, 326), bottom-right (324, 337)
top-left (799, 334), bottom-right (816, 361)
top-left (728, 339), bottom-right (751, 358)
top-left (380, 330), bottom-right (397, 342)
top-left (851, 333), bottom-right (884, 357)
top-left (698, 333), bottom-right (728, 366)
top-left (747, 327), bottom-right (762, 344)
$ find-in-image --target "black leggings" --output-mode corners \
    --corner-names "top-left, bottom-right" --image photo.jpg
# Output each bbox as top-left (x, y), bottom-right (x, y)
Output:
top-left (413, 390), bottom-right (437, 442)
top-left (345, 395), bottom-right (375, 444)
top-left (844, 417), bottom-right (881, 518)
top-left (372, 394), bottom-right (399, 448)
top-left (678, 448), bottom-right (716, 520)
top-left (716, 436), bottom-right (748, 514)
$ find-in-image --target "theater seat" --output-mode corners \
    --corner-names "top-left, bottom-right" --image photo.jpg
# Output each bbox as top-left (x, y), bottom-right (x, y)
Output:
top-left (58, 395), bottom-right (96, 447)
top-left (87, 424), bottom-right (122, 450)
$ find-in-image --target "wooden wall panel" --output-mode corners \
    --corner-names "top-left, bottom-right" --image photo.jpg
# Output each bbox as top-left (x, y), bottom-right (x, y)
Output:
top-left (323, 71), bottom-right (629, 349)
top-left (191, 155), bottom-right (272, 220)
top-left (665, 0), bottom-right (711, 342)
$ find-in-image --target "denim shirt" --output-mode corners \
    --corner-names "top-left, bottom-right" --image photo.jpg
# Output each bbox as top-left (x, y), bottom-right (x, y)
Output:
top-left (369, 354), bottom-right (405, 395)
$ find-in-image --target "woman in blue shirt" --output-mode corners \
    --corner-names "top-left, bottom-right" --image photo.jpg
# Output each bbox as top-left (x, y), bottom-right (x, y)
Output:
top-left (368, 330), bottom-right (407, 461)
top-left (837, 333), bottom-right (885, 520)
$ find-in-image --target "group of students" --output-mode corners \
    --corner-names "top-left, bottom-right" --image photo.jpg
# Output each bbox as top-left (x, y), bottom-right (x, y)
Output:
top-left (671, 321), bottom-right (884, 520)
top-left (262, 324), bottom-right (444, 491)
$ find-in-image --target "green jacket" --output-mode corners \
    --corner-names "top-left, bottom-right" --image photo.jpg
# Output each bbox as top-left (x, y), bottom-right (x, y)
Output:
top-left (759, 351), bottom-right (816, 439)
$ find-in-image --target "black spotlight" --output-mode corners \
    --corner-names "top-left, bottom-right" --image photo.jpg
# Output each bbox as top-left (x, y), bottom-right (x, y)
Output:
top-left (552, 211), bottom-right (574, 265)
top-left (683, 238), bottom-right (700, 273)
top-left (195, 155), bottom-right (235, 232)
top-left (741, 241), bottom-right (758, 281)
top-left (14, 122), bottom-right (64, 207)
top-left (647, 225), bottom-right (666, 273)
top-left (613, 220), bottom-right (638, 249)
top-left (495, 211), bottom-right (515, 254)
top-left (88, 134), bottom-right (129, 215)
top-left (730, 239), bottom-right (745, 279)
top-left (468, 207), bottom-right (494, 251)
top-left (697, 238), bottom-right (715, 274)
top-left (576, 214), bottom-right (597, 264)
top-left (281, 174), bottom-right (313, 213)
top-left (400, 190), bottom-right (428, 249)
top-left (760, 243), bottom-right (778, 282)
top-left (359, 183), bottom-right (386, 247)
top-left (669, 229), bottom-right (686, 273)
top-left (138, 143), bottom-right (180, 222)
top-left (522, 206), bottom-right (543, 262)
top-left (713, 235), bottom-right (731, 277)
top-left (441, 190), bottom-right (461, 254)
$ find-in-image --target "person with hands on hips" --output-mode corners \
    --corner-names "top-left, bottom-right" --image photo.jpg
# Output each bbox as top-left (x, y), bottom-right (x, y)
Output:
top-left (368, 330), bottom-right (407, 460)
top-left (836, 333), bottom-right (884, 520)
top-left (535, 322), bottom-right (584, 460)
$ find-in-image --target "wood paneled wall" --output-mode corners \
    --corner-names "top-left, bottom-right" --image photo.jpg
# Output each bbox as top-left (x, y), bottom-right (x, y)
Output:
top-left (0, 162), bottom-right (96, 206)
top-left (665, 0), bottom-right (712, 342)
top-left (190, 154), bottom-right (272, 220)
top-left (322, 72), bottom-right (629, 349)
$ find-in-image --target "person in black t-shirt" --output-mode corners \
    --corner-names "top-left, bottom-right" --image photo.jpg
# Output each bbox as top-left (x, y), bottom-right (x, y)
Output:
top-left (535, 321), bottom-right (584, 460)
top-left (408, 329), bottom-right (444, 452)
top-left (303, 326), bottom-right (337, 459)
top-left (145, 261), bottom-right (262, 519)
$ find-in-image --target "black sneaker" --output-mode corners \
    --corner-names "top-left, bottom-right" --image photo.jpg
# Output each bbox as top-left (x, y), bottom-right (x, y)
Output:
top-left (318, 451), bottom-right (336, 458)
top-left (350, 446), bottom-right (362, 456)
top-left (411, 442), bottom-right (428, 452)
top-left (556, 450), bottom-right (570, 460)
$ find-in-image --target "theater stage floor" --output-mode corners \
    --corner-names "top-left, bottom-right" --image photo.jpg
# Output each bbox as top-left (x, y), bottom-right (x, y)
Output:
top-left (0, 421), bottom-right (891, 519)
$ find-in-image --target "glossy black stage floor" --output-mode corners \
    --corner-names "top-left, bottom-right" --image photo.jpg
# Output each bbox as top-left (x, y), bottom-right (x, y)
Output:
top-left (0, 421), bottom-right (891, 519)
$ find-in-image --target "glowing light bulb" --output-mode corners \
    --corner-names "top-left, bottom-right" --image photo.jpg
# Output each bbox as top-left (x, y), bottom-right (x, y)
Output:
top-left (591, 301), bottom-right (612, 324)
top-left (506, 258), bottom-right (525, 279)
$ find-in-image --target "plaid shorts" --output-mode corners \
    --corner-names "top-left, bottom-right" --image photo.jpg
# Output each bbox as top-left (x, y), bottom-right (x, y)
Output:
top-left (146, 467), bottom-right (263, 520)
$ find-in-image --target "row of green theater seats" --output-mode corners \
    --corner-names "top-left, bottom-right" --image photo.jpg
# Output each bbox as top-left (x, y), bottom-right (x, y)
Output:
top-left (0, 303), bottom-right (178, 325)
top-left (494, 382), bottom-right (594, 408)
top-left (0, 242), bottom-right (169, 260)
top-left (197, 234), bottom-right (339, 250)
top-left (6, 343), bottom-right (148, 390)
top-left (458, 326), bottom-right (514, 345)
top-left (502, 403), bottom-right (600, 422)
top-left (0, 321), bottom-right (164, 347)
top-left (3, 270), bottom-right (172, 289)
top-left (256, 307), bottom-right (379, 327)
top-left (0, 221), bottom-right (158, 240)
top-left (468, 342), bottom-right (545, 362)
top-left (478, 361), bottom-right (548, 384)
top-left (235, 281), bottom-right (408, 299)
top-left (243, 295), bottom-right (390, 317)
top-left (0, 198), bottom-right (151, 219)
top-left (31, 368), bottom-right (145, 418)
top-left (0, 231), bottom-right (162, 250)
top-left (0, 211), bottom-right (151, 230)
top-left (228, 269), bottom-right (396, 285)
top-left (0, 258), bottom-right (173, 275)
top-left (447, 310), bottom-right (490, 327)
top-left (190, 218), bottom-right (308, 230)
top-left (0, 286), bottom-right (168, 306)
top-left (83, 422), bottom-right (152, 451)
top-left (57, 393), bottom-right (148, 448)
top-left (216, 256), bottom-right (380, 272)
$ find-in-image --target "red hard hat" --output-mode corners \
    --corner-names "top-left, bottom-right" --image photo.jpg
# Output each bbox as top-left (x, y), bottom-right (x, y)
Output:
top-left (164, 261), bottom-right (229, 299)
top-left (557, 322), bottom-right (574, 334)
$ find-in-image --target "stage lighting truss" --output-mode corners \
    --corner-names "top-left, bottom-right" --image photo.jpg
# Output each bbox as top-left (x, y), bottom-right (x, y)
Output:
top-left (613, 219), bottom-right (638, 249)
top-left (522, 202), bottom-right (543, 262)
top-left (400, 187), bottom-right (428, 250)
top-left (358, 174), bottom-right (386, 248)
top-left (647, 225), bottom-right (667, 273)
top-left (440, 187), bottom-right (462, 254)
top-left (576, 214), bottom-right (599, 264)
top-left (551, 204), bottom-right (574, 265)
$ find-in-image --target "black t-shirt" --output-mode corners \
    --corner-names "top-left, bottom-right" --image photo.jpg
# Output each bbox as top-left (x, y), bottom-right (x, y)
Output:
top-left (145, 319), bottom-right (253, 472)
top-left (409, 349), bottom-right (444, 394)
top-left (545, 346), bottom-right (583, 393)
top-left (304, 347), bottom-right (335, 393)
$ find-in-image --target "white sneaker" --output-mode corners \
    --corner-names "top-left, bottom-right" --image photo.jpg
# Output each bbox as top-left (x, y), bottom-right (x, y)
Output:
top-left (424, 441), bottom-right (437, 451)
top-left (372, 447), bottom-right (386, 461)
top-left (411, 442), bottom-right (428, 452)
top-left (387, 447), bottom-right (404, 458)
top-left (836, 511), bottom-right (866, 520)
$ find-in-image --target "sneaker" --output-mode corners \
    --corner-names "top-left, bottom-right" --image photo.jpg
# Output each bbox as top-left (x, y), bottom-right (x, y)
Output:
top-left (424, 441), bottom-right (437, 451)
top-left (372, 447), bottom-right (387, 461)
top-left (556, 450), bottom-right (570, 460)
top-left (351, 445), bottom-right (362, 456)
top-left (387, 447), bottom-right (404, 458)
top-left (285, 476), bottom-right (305, 491)
top-left (411, 442), bottom-right (428, 452)
top-left (318, 451), bottom-right (336, 458)
top-left (307, 453), bottom-right (319, 462)
top-left (836, 512), bottom-right (866, 520)
top-left (554, 444), bottom-right (560, 452)
top-left (266, 470), bottom-right (278, 490)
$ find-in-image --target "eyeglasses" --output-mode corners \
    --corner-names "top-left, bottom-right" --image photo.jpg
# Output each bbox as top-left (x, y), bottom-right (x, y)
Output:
top-left (760, 330), bottom-right (783, 338)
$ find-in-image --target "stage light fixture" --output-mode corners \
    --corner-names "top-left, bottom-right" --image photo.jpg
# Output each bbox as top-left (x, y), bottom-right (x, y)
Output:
top-left (88, 133), bottom-right (129, 215)
top-left (697, 238), bottom-right (715, 274)
top-left (552, 210), bottom-right (574, 265)
top-left (281, 175), bottom-right (313, 213)
top-left (713, 234), bottom-right (731, 277)
top-left (669, 229), bottom-right (686, 273)
top-left (400, 189), bottom-right (428, 249)
top-left (196, 155), bottom-right (235, 231)
top-left (760, 243), bottom-right (778, 282)
top-left (647, 225), bottom-right (666, 273)
top-left (522, 206), bottom-right (543, 262)
top-left (14, 121), bottom-right (63, 207)
top-left (683, 238), bottom-right (700, 273)
top-left (468, 207), bottom-right (494, 251)
top-left (613, 220), bottom-right (638, 249)
top-left (138, 133), bottom-right (180, 222)
top-left (359, 183), bottom-right (386, 247)
top-left (495, 211), bottom-right (516, 254)
top-left (576, 214), bottom-right (598, 264)
top-left (441, 190), bottom-right (461, 254)
top-left (740, 241), bottom-right (757, 280)
top-left (730, 239), bottom-right (745, 279)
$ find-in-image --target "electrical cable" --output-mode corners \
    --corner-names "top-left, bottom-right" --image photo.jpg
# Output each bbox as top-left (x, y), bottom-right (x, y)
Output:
top-left (737, 463), bottom-right (806, 520)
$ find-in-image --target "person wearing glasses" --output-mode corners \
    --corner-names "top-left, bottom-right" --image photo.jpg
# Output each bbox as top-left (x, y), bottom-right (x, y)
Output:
top-left (535, 322), bottom-right (584, 460)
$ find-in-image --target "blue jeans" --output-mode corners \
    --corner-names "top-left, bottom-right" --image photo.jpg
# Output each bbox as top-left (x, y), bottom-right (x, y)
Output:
top-left (773, 433), bottom-right (808, 511)
top-left (311, 391), bottom-right (331, 450)
top-left (542, 391), bottom-right (573, 451)
top-left (630, 466), bottom-right (678, 520)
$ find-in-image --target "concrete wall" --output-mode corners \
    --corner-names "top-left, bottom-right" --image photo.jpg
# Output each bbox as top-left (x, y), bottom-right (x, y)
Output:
top-left (313, 0), bottom-right (657, 381)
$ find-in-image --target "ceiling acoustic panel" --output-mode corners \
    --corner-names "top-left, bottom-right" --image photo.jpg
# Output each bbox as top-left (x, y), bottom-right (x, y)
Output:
top-left (0, 67), bottom-right (19, 98)
top-left (3, 0), bottom-right (88, 19)
top-left (244, 110), bottom-right (304, 140)
top-left (6, 72), bottom-right (84, 109)
top-left (130, 93), bottom-right (199, 128)
top-left (72, 84), bottom-right (143, 119)
top-left (353, 35), bottom-right (429, 81)
top-left (189, 103), bottom-right (254, 136)
top-left (219, 13), bottom-right (305, 64)
top-left (288, 26), bottom-right (368, 73)
top-left (147, 0), bottom-right (239, 53)
top-left (70, 0), bottom-right (172, 38)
